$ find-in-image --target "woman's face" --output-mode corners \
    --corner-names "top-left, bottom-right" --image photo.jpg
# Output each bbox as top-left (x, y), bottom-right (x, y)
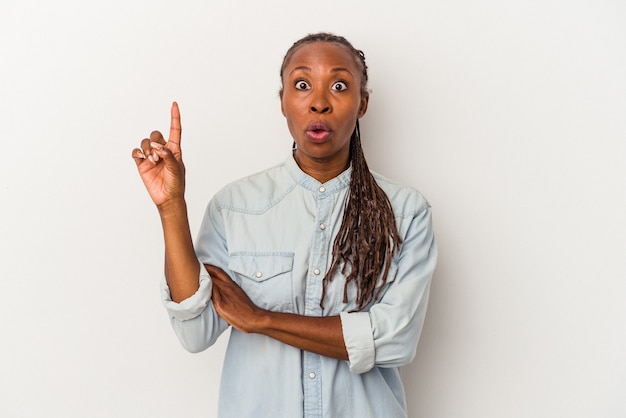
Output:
top-left (281, 42), bottom-right (368, 172)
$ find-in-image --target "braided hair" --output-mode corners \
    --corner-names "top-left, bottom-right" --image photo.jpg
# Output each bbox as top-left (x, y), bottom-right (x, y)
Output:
top-left (280, 33), bottom-right (402, 311)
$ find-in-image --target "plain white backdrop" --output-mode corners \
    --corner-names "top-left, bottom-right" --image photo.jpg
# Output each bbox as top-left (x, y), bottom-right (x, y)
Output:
top-left (1, 0), bottom-right (624, 417)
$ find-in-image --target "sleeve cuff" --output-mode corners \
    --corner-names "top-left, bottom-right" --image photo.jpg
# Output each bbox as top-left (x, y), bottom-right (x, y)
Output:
top-left (340, 311), bottom-right (375, 374)
top-left (160, 262), bottom-right (213, 321)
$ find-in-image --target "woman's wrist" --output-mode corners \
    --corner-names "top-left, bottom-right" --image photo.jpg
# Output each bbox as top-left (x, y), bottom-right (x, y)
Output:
top-left (157, 197), bottom-right (187, 219)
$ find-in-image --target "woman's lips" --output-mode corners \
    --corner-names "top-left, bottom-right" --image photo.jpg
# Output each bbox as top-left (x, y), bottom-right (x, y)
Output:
top-left (306, 121), bottom-right (331, 143)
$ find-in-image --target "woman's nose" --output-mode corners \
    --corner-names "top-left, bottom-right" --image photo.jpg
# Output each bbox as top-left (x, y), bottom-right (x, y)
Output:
top-left (310, 91), bottom-right (331, 114)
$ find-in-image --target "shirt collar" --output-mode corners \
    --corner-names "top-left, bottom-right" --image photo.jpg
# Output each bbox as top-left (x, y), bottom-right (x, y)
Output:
top-left (285, 154), bottom-right (352, 193)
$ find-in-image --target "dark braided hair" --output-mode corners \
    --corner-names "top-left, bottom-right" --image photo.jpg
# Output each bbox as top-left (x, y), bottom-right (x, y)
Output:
top-left (280, 33), bottom-right (402, 311)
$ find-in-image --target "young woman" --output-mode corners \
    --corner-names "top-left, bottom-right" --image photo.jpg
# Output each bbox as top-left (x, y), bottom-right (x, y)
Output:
top-left (132, 32), bottom-right (437, 418)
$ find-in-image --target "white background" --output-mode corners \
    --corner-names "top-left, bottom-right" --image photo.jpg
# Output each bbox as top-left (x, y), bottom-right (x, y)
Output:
top-left (1, 0), bottom-right (624, 417)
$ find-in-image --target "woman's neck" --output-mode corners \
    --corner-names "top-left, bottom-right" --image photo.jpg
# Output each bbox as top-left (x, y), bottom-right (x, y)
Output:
top-left (294, 151), bottom-right (350, 184)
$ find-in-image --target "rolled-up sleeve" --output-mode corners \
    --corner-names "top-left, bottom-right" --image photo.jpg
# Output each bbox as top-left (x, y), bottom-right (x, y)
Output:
top-left (340, 205), bottom-right (437, 373)
top-left (161, 261), bottom-right (213, 321)
top-left (340, 311), bottom-right (375, 373)
top-left (160, 262), bottom-right (229, 353)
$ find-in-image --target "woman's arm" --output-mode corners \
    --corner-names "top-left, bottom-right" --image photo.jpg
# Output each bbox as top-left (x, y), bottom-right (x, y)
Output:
top-left (132, 102), bottom-right (200, 302)
top-left (207, 265), bottom-right (348, 360)
top-left (206, 201), bottom-right (437, 368)
top-left (159, 198), bottom-right (200, 302)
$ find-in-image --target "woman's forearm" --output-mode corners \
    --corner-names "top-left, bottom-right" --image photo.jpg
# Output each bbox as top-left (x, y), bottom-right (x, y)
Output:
top-left (159, 198), bottom-right (200, 302)
top-left (207, 264), bottom-right (348, 360)
top-left (254, 311), bottom-right (348, 360)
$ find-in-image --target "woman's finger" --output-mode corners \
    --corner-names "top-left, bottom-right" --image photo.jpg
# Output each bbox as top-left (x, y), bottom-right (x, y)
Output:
top-left (131, 148), bottom-right (146, 166)
top-left (150, 130), bottom-right (166, 145)
top-left (140, 138), bottom-right (152, 156)
top-left (168, 102), bottom-right (182, 146)
top-left (205, 264), bottom-right (230, 281)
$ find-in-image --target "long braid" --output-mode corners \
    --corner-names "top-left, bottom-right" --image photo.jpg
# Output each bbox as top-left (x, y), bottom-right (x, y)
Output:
top-left (321, 121), bottom-right (401, 310)
top-left (281, 33), bottom-right (402, 311)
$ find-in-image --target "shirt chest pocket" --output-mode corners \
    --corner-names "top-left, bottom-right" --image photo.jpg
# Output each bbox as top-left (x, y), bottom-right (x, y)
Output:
top-left (228, 252), bottom-right (295, 313)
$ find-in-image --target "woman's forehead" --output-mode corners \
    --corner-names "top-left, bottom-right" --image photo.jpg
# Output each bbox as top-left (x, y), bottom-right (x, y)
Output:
top-left (284, 42), bottom-right (360, 73)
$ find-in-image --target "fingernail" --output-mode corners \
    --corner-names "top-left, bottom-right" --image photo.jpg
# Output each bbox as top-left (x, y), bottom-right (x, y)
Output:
top-left (150, 141), bottom-right (163, 150)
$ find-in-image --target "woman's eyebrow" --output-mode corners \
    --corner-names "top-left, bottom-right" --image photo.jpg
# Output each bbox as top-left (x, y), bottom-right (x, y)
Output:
top-left (289, 66), bottom-right (311, 75)
top-left (288, 66), bottom-right (353, 76)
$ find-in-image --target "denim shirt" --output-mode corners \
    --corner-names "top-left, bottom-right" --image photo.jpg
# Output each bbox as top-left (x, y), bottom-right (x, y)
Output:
top-left (161, 156), bottom-right (437, 418)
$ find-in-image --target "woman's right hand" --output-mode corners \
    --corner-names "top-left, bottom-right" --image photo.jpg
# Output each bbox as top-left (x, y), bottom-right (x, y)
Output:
top-left (132, 102), bottom-right (186, 209)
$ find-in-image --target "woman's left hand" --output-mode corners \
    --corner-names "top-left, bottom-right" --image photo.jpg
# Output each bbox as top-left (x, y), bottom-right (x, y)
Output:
top-left (205, 265), bottom-right (264, 333)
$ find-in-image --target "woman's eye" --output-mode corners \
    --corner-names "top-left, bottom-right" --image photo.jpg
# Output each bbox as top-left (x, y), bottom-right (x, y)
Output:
top-left (332, 81), bottom-right (347, 91)
top-left (295, 80), bottom-right (310, 90)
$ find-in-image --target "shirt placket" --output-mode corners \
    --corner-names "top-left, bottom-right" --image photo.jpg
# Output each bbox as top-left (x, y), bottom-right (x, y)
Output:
top-left (303, 184), bottom-right (332, 418)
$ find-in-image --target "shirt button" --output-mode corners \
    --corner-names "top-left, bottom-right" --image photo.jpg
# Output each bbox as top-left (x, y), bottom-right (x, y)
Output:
top-left (313, 268), bottom-right (321, 275)
top-left (319, 223), bottom-right (326, 230)
top-left (255, 271), bottom-right (262, 278)
top-left (309, 372), bottom-right (316, 379)
top-left (319, 186), bottom-right (326, 193)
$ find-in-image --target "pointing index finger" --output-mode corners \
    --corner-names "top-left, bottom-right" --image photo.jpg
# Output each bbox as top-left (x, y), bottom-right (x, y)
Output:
top-left (169, 101), bottom-right (182, 145)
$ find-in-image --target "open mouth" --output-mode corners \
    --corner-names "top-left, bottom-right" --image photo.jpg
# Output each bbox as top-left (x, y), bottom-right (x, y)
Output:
top-left (306, 121), bottom-right (331, 142)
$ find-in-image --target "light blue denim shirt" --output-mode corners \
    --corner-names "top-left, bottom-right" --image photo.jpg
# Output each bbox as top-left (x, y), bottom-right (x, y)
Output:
top-left (161, 156), bottom-right (437, 418)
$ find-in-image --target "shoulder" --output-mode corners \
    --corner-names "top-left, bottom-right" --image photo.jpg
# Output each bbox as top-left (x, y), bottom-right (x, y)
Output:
top-left (371, 171), bottom-right (431, 219)
top-left (211, 161), bottom-right (297, 213)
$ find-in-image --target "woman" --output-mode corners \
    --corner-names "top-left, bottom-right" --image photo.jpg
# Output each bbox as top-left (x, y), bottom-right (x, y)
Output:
top-left (132, 32), bottom-right (437, 418)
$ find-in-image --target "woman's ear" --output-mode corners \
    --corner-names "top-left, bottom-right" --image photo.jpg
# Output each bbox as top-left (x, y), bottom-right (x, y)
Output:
top-left (358, 92), bottom-right (369, 118)
top-left (279, 89), bottom-right (286, 117)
